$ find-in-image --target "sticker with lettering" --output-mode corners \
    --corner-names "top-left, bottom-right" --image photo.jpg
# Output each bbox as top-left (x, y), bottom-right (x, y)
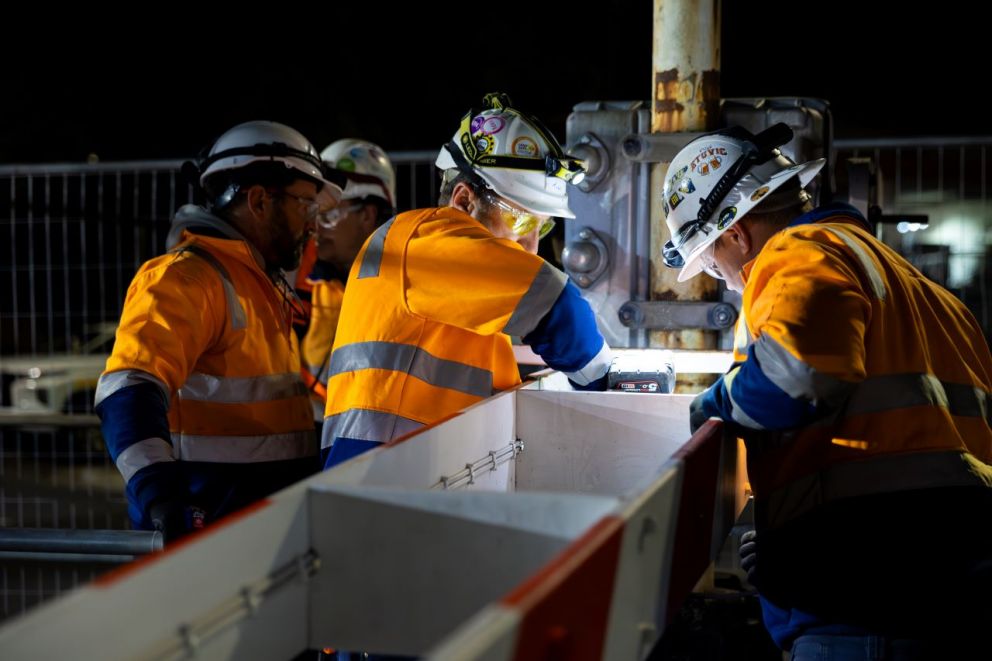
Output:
top-left (689, 145), bottom-right (728, 176)
top-left (512, 136), bottom-right (539, 157)
top-left (717, 206), bottom-right (737, 230)
top-left (480, 117), bottom-right (506, 135)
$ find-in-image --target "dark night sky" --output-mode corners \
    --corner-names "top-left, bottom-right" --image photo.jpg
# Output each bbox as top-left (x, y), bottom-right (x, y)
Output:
top-left (1, 3), bottom-right (982, 164)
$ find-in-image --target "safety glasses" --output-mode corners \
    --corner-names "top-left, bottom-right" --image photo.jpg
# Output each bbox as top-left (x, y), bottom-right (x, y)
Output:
top-left (268, 190), bottom-right (325, 222)
top-left (485, 193), bottom-right (556, 240)
top-left (315, 201), bottom-right (364, 229)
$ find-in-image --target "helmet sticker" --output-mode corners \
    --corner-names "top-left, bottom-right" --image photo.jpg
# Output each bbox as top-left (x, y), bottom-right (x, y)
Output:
top-left (678, 178), bottom-right (696, 194)
top-left (666, 165), bottom-right (688, 190)
top-left (717, 206), bottom-right (737, 230)
top-left (470, 115), bottom-right (486, 133)
top-left (690, 145), bottom-right (728, 176)
top-left (336, 157), bottom-right (357, 172)
top-left (480, 117), bottom-right (506, 135)
top-left (475, 135), bottom-right (495, 155)
top-left (668, 191), bottom-right (684, 210)
top-left (512, 136), bottom-right (539, 157)
top-left (750, 185), bottom-right (770, 201)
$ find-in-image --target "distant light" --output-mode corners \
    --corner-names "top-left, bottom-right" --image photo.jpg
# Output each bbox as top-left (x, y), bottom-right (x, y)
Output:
top-left (896, 221), bottom-right (927, 234)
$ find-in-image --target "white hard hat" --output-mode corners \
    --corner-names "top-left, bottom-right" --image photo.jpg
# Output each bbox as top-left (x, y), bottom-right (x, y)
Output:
top-left (435, 93), bottom-right (585, 218)
top-left (199, 120), bottom-right (343, 207)
top-left (662, 123), bottom-right (825, 282)
top-left (320, 139), bottom-right (396, 207)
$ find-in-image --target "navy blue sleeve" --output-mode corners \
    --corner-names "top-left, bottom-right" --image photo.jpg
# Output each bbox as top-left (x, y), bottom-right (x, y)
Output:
top-left (96, 382), bottom-right (171, 460)
top-left (523, 281), bottom-right (610, 391)
top-left (692, 343), bottom-right (818, 432)
top-left (96, 382), bottom-right (186, 523)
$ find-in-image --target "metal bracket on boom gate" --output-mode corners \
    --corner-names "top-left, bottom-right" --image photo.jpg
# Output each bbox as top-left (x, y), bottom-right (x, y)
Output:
top-left (618, 300), bottom-right (738, 331)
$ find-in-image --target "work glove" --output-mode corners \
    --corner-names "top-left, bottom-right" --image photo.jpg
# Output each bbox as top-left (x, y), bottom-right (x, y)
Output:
top-left (689, 390), bottom-right (711, 433)
top-left (148, 500), bottom-right (208, 545)
top-left (739, 529), bottom-right (758, 586)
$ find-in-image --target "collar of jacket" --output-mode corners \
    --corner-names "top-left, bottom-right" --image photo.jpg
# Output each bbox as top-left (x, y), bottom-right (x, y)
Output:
top-left (786, 202), bottom-right (870, 231)
top-left (739, 202), bottom-right (871, 284)
top-left (167, 204), bottom-right (268, 271)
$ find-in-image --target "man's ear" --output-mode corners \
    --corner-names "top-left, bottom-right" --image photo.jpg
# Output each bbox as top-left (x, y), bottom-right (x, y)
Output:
top-left (450, 182), bottom-right (476, 215)
top-left (724, 221), bottom-right (753, 258)
top-left (244, 185), bottom-right (270, 221)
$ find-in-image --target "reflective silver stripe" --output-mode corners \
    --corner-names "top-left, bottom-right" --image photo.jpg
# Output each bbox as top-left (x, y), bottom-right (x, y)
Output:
top-left (357, 217), bottom-right (395, 279)
top-left (115, 437), bottom-right (174, 484)
top-left (733, 310), bottom-right (752, 356)
top-left (170, 431), bottom-right (316, 462)
top-left (503, 262), bottom-right (568, 337)
top-left (176, 244), bottom-right (247, 330)
top-left (178, 371), bottom-right (307, 404)
top-left (321, 408), bottom-right (424, 448)
top-left (723, 366), bottom-right (766, 429)
top-left (95, 369), bottom-right (170, 408)
top-left (753, 333), bottom-right (855, 408)
top-left (563, 340), bottom-right (612, 386)
top-left (821, 226), bottom-right (887, 301)
top-left (844, 373), bottom-right (992, 421)
top-left (763, 450), bottom-right (992, 529)
top-left (328, 341), bottom-right (493, 398)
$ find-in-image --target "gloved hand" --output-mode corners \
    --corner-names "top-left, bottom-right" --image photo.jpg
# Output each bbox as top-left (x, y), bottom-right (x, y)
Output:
top-left (739, 529), bottom-right (758, 586)
top-left (148, 500), bottom-right (207, 545)
top-left (689, 391), bottom-right (711, 433)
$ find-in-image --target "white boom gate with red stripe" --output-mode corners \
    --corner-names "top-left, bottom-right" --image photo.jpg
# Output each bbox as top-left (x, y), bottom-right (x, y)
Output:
top-left (0, 367), bottom-right (741, 660)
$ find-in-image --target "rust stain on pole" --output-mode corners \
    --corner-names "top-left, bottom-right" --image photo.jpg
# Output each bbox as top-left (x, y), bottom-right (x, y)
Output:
top-left (653, 68), bottom-right (721, 134)
top-left (651, 0), bottom-right (723, 391)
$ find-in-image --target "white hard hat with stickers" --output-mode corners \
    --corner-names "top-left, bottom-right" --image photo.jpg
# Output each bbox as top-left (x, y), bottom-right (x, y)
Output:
top-left (320, 139), bottom-right (396, 207)
top-left (197, 120), bottom-right (344, 209)
top-left (662, 123), bottom-right (825, 282)
top-left (435, 92), bottom-right (586, 218)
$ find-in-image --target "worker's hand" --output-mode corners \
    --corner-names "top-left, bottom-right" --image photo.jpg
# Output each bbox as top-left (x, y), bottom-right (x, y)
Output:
top-left (689, 391), bottom-right (711, 433)
top-left (148, 499), bottom-right (187, 545)
top-left (739, 529), bottom-right (758, 586)
top-left (148, 501), bottom-right (207, 545)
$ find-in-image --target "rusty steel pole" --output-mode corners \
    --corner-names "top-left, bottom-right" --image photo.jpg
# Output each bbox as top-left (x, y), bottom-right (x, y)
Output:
top-left (651, 0), bottom-right (722, 391)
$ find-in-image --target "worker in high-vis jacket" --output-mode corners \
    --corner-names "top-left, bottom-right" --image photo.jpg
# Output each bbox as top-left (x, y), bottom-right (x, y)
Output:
top-left (294, 139), bottom-right (397, 424)
top-left (665, 123), bottom-right (992, 657)
top-left (321, 93), bottom-right (613, 469)
top-left (95, 121), bottom-right (344, 543)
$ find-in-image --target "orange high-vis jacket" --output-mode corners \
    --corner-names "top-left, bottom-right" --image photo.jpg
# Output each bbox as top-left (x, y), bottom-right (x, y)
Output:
top-left (96, 207), bottom-right (316, 528)
top-left (694, 204), bottom-right (992, 530)
top-left (321, 206), bottom-right (610, 460)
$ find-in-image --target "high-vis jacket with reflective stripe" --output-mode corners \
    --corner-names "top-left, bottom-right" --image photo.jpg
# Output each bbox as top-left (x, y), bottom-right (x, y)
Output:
top-left (96, 205), bottom-right (317, 529)
top-left (321, 207), bottom-right (611, 467)
top-left (693, 203), bottom-right (992, 530)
